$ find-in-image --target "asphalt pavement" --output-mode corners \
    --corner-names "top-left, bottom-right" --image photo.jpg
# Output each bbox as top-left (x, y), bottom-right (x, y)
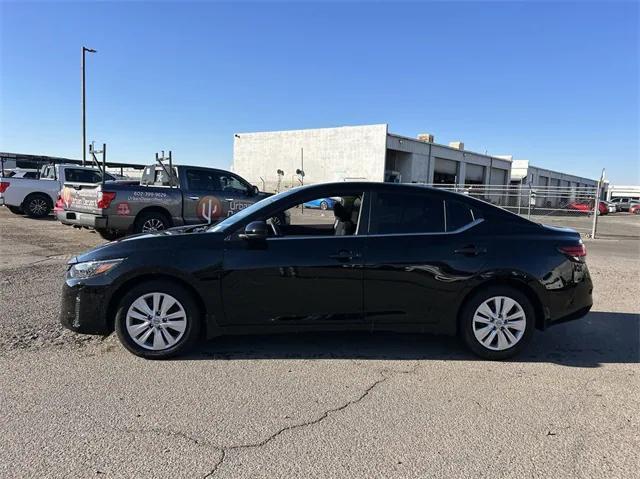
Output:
top-left (0, 208), bottom-right (638, 478)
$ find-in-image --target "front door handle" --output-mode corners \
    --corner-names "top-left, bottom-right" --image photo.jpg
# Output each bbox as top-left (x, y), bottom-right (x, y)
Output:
top-left (188, 196), bottom-right (200, 200)
top-left (329, 250), bottom-right (361, 261)
top-left (454, 245), bottom-right (487, 256)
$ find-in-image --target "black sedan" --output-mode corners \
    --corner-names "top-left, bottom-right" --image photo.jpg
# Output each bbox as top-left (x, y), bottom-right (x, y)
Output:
top-left (60, 182), bottom-right (593, 360)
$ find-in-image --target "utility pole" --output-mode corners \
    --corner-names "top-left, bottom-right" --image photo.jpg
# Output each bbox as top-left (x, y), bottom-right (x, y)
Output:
top-left (82, 46), bottom-right (97, 166)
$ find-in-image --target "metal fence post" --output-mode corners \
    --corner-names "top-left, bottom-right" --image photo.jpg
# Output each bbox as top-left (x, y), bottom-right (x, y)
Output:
top-left (527, 185), bottom-right (532, 219)
top-left (591, 169), bottom-right (605, 239)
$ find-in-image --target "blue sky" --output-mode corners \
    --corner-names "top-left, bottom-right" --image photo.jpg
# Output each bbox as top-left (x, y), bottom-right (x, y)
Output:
top-left (1, 1), bottom-right (638, 183)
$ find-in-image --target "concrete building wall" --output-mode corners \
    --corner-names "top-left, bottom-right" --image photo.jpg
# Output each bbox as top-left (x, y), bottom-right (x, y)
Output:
top-left (386, 134), bottom-right (511, 185)
top-left (233, 124), bottom-right (388, 191)
top-left (233, 124), bottom-right (512, 192)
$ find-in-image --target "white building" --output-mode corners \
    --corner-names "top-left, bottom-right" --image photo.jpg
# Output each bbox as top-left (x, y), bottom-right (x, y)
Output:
top-left (233, 124), bottom-right (512, 192)
top-left (508, 159), bottom-right (597, 189)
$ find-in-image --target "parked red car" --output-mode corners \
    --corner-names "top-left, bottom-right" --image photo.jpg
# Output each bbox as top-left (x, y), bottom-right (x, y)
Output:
top-left (568, 200), bottom-right (608, 215)
top-left (630, 203), bottom-right (640, 215)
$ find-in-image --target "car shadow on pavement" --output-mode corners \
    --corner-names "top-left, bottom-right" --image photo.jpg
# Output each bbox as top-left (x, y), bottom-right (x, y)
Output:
top-left (187, 311), bottom-right (639, 367)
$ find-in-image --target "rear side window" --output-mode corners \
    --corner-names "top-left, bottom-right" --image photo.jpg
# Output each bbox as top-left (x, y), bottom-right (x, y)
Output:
top-left (186, 169), bottom-right (221, 191)
top-left (446, 199), bottom-right (483, 232)
top-left (65, 169), bottom-right (104, 183)
top-left (369, 191), bottom-right (445, 234)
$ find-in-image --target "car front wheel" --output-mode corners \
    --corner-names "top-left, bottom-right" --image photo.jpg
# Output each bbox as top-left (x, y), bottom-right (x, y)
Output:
top-left (460, 286), bottom-right (535, 360)
top-left (114, 280), bottom-right (201, 359)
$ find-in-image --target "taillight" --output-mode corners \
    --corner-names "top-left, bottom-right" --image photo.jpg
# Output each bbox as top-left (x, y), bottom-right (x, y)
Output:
top-left (97, 191), bottom-right (116, 209)
top-left (558, 244), bottom-right (587, 259)
top-left (0, 181), bottom-right (10, 193)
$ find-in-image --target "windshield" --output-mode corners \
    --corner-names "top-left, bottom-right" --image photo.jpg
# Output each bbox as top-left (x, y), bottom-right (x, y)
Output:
top-left (208, 189), bottom-right (298, 232)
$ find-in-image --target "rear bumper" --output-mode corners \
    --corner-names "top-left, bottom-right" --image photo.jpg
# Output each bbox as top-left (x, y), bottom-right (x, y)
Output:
top-left (57, 210), bottom-right (108, 229)
top-left (544, 266), bottom-right (593, 328)
top-left (59, 279), bottom-right (112, 335)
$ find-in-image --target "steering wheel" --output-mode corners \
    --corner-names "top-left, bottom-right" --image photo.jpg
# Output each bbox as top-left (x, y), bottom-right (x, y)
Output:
top-left (266, 217), bottom-right (281, 237)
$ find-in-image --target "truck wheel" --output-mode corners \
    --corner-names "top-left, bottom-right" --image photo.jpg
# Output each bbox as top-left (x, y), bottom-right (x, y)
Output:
top-left (23, 193), bottom-right (52, 218)
top-left (6, 205), bottom-right (24, 215)
top-left (97, 229), bottom-right (124, 241)
top-left (114, 280), bottom-right (201, 359)
top-left (134, 211), bottom-right (171, 234)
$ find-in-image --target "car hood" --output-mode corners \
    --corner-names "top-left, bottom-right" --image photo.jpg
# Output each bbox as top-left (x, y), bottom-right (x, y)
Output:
top-left (70, 228), bottom-right (225, 264)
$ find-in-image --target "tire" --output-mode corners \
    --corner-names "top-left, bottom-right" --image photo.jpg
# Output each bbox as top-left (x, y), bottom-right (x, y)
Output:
top-left (96, 229), bottom-right (124, 241)
top-left (134, 210), bottom-right (171, 234)
top-left (23, 193), bottom-right (52, 218)
top-left (320, 200), bottom-right (329, 210)
top-left (6, 205), bottom-right (23, 215)
top-left (114, 280), bottom-right (201, 359)
top-left (459, 286), bottom-right (535, 360)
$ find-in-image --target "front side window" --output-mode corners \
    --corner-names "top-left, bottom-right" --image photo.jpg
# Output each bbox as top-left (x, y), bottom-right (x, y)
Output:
top-left (264, 194), bottom-right (364, 237)
top-left (219, 174), bottom-right (249, 195)
top-left (369, 191), bottom-right (445, 234)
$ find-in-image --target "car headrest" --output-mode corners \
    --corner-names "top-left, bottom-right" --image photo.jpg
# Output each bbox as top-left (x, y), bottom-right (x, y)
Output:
top-left (333, 202), bottom-right (350, 221)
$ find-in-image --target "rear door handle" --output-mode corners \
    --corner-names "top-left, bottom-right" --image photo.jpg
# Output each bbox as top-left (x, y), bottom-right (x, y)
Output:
top-left (454, 245), bottom-right (487, 256)
top-left (188, 196), bottom-right (200, 200)
top-left (329, 250), bottom-right (361, 261)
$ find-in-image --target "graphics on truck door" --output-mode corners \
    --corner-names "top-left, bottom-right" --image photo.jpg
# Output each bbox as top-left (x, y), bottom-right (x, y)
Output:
top-left (182, 168), bottom-right (255, 224)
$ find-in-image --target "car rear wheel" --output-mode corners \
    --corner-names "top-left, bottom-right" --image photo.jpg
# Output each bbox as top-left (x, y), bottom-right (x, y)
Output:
top-left (460, 286), bottom-right (535, 360)
top-left (114, 280), bottom-right (201, 359)
top-left (320, 200), bottom-right (329, 210)
top-left (6, 205), bottom-right (23, 215)
top-left (23, 193), bottom-right (52, 218)
top-left (134, 211), bottom-right (171, 234)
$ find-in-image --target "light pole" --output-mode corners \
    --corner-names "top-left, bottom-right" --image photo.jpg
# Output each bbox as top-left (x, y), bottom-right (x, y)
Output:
top-left (82, 46), bottom-right (97, 166)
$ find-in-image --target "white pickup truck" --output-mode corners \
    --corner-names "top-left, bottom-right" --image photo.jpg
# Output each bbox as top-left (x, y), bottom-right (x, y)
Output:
top-left (0, 164), bottom-right (116, 218)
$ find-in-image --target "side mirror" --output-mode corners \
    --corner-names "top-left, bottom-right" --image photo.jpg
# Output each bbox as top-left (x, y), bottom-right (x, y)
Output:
top-left (239, 220), bottom-right (268, 240)
top-left (250, 185), bottom-right (259, 196)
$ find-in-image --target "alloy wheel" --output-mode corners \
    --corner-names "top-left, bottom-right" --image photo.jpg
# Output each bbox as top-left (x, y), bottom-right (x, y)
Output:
top-left (142, 218), bottom-right (165, 232)
top-left (125, 292), bottom-right (187, 350)
top-left (472, 296), bottom-right (526, 351)
top-left (29, 198), bottom-right (48, 215)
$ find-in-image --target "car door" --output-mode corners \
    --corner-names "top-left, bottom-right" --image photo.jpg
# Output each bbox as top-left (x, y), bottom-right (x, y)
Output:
top-left (362, 189), bottom-right (488, 332)
top-left (217, 172), bottom-right (259, 217)
top-left (182, 168), bottom-right (228, 224)
top-left (219, 189), bottom-right (368, 328)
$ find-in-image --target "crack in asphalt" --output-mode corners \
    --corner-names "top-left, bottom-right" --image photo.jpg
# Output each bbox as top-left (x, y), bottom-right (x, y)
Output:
top-left (202, 364), bottom-right (423, 478)
top-left (202, 375), bottom-right (389, 478)
top-left (75, 364), bottom-right (421, 478)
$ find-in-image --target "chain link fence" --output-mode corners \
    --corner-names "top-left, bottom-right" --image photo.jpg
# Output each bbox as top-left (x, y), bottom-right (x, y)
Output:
top-left (424, 183), bottom-right (604, 237)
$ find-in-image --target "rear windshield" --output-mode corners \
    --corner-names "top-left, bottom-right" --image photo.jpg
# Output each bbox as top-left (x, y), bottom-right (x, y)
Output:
top-left (141, 166), bottom-right (178, 186)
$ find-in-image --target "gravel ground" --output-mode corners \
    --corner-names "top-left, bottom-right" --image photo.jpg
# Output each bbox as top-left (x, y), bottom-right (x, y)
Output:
top-left (0, 207), bottom-right (638, 478)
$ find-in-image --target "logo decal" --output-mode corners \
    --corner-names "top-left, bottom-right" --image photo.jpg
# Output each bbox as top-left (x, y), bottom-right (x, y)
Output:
top-left (197, 196), bottom-right (223, 222)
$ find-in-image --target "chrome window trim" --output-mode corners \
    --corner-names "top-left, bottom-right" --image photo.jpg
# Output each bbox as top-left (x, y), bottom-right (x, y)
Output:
top-left (266, 218), bottom-right (484, 241)
top-left (365, 218), bottom-right (484, 238)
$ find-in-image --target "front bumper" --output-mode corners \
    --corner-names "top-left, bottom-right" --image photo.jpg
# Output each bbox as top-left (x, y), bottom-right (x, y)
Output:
top-left (59, 279), bottom-right (112, 335)
top-left (57, 210), bottom-right (108, 229)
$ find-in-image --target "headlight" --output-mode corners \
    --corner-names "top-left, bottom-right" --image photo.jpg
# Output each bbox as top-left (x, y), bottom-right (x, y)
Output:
top-left (68, 258), bottom-right (123, 279)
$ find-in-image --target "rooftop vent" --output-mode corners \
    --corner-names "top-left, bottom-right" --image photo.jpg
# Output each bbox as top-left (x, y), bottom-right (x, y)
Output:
top-left (449, 141), bottom-right (464, 150)
top-left (417, 133), bottom-right (434, 143)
